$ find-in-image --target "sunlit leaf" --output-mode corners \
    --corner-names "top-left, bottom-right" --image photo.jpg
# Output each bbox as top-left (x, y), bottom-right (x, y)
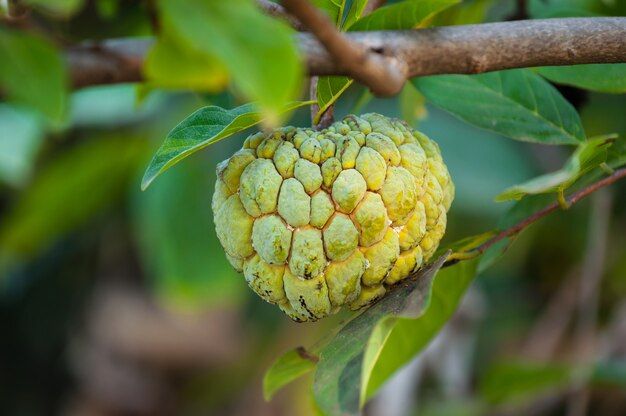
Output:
top-left (343, 0), bottom-right (368, 28)
top-left (158, 0), bottom-right (303, 122)
top-left (414, 69), bottom-right (586, 145)
top-left (348, 0), bottom-right (460, 30)
top-left (537, 64), bottom-right (626, 94)
top-left (315, 76), bottom-right (353, 124)
top-left (264, 348), bottom-right (317, 401)
top-left (0, 28), bottom-right (67, 122)
top-left (495, 137), bottom-right (612, 202)
top-left (141, 100), bottom-right (313, 190)
top-left (144, 29), bottom-right (229, 92)
top-left (313, 254), bottom-right (450, 415)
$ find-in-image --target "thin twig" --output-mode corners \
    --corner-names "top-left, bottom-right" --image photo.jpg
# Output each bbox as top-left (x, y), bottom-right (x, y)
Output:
top-left (63, 18), bottom-right (626, 92)
top-left (444, 168), bottom-right (626, 267)
top-left (476, 169), bottom-right (626, 255)
top-left (282, 0), bottom-right (407, 96)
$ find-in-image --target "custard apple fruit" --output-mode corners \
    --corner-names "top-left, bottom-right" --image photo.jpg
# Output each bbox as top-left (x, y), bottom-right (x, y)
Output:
top-left (212, 113), bottom-right (453, 322)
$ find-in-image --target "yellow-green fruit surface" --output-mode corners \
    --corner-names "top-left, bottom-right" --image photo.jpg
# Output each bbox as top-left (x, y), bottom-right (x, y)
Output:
top-left (212, 113), bottom-right (453, 322)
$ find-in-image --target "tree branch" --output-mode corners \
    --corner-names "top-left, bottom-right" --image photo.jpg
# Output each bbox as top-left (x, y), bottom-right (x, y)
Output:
top-left (65, 18), bottom-right (626, 93)
top-left (303, 18), bottom-right (626, 80)
top-left (446, 168), bottom-right (626, 266)
top-left (282, 0), bottom-right (406, 96)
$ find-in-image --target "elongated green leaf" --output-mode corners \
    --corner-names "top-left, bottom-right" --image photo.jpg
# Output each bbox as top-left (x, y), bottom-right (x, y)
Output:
top-left (363, 259), bottom-right (478, 401)
top-left (537, 64), bottom-right (626, 94)
top-left (315, 76), bottom-right (353, 124)
top-left (414, 69), bottom-right (586, 145)
top-left (313, 254), bottom-right (449, 416)
top-left (348, 0), bottom-right (459, 30)
top-left (495, 137), bottom-right (612, 202)
top-left (144, 29), bottom-right (229, 92)
top-left (141, 101), bottom-right (313, 190)
top-left (264, 348), bottom-right (317, 401)
top-left (0, 28), bottom-right (67, 122)
top-left (158, 0), bottom-right (303, 122)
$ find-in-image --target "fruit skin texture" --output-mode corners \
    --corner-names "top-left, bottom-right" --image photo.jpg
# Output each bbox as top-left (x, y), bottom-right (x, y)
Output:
top-left (212, 113), bottom-right (453, 322)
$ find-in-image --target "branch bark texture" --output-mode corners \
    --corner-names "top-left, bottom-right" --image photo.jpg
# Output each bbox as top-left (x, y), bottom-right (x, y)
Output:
top-left (66, 17), bottom-right (626, 93)
top-left (283, 0), bottom-right (406, 96)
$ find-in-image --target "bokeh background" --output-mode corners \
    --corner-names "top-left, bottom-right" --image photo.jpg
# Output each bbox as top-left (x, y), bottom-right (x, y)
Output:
top-left (1, 1), bottom-right (626, 415)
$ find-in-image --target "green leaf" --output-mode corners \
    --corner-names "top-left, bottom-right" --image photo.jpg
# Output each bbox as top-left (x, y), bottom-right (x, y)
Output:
top-left (399, 82), bottom-right (427, 127)
top-left (312, 0), bottom-right (343, 26)
top-left (157, 0), bottom-right (303, 122)
top-left (480, 361), bottom-right (575, 405)
top-left (0, 28), bottom-right (67, 122)
top-left (133, 158), bottom-right (244, 310)
top-left (537, 64), bottom-right (626, 94)
top-left (528, 0), bottom-right (625, 18)
top-left (495, 137), bottom-right (612, 202)
top-left (431, 0), bottom-right (501, 25)
top-left (25, 0), bottom-right (84, 16)
top-left (315, 76), bottom-right (353, 124)
top-left (348, 0), bottom-right (460, 30)
top-left (414, 69), bottom-right (586, 145)
top-left (362, 259), bottom-right (479, 402)
top-left (0, 135), bottom-right (148, 277)
top-left (0, 104), bottom-right (45, 187)
top-left (343, 0), bottom-right (368, 28)
top-left (144, 29), bottom-right (229, 92)
top-left (264, 348), bottom-right (317, 401)
top-left (312, 254), bottom-right (450, 415)
top-left (141, 100), bottom-right (313, 190)
top-left (482, 360), bottom-right (626, 406)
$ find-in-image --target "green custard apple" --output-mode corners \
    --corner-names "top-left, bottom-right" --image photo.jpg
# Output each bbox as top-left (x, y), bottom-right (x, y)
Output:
top-left (212, 113), bottom-right (453, 322)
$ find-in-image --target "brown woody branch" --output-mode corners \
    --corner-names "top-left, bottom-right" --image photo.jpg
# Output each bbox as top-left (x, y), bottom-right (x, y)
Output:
top-left (65, 17), bottom-right (626, 94)
top-left (446, 168), bottom-right (626, 265)
top-left (282, 0), bottom-right (406, 96)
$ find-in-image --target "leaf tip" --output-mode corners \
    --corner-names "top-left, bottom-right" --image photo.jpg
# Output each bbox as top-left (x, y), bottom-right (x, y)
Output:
top-left (140, 170), bottom-right (156, 191)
